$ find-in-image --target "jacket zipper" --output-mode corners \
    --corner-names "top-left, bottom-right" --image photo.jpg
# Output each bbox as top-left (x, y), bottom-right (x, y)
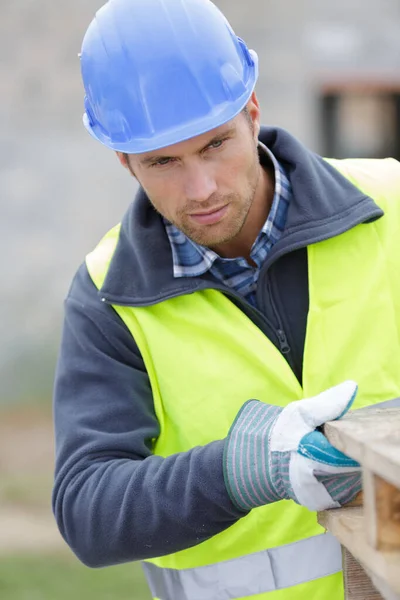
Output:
top-left (276, 328), bottom-right (290, 354)
top-left (268, 278), bottom-right (291, 355)
top-left (257, 269), bottom-right (292, 358)
top-left (208, 286), bottom-right (293, 361)
top-left (103, 281), bottom-right (293, 360)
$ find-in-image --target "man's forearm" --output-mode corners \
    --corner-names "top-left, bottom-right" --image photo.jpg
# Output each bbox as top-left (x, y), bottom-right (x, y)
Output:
top-left (53, 439), bottom-right (244, 567)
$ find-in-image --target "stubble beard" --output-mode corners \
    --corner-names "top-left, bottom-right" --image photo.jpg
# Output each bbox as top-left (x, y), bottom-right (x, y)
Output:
top-left (174, 188), bottom-right (256, 248)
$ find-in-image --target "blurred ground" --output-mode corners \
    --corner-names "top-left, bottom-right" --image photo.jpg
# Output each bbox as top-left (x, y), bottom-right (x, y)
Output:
top-left (0, 409), bottom-right (151, 599)
top-left (0, 552), bottom-right (151, 600)
top-left (0, 408), bottom-right (58, 553)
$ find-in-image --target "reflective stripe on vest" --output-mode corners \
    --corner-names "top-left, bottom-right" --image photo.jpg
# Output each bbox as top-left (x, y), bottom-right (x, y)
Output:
top-left (142, 533), bottom-right (341, 600)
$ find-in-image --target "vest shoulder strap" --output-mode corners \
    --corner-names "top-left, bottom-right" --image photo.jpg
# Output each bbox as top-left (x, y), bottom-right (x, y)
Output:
top-left (86, 223), bottom-right (121, 290)
top-left (325, 157), bottom-right (400, 204)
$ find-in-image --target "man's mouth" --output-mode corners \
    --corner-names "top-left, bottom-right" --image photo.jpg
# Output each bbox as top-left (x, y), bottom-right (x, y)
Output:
top-left (189, 204), bottom-right (229, 225)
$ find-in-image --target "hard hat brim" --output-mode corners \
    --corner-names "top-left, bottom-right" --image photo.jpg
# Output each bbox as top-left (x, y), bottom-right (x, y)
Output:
top-left (83, 51), bottom-right (259, 154)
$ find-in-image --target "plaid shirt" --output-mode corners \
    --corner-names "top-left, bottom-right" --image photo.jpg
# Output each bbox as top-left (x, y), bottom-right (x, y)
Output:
top-left (164, 143), bottom-right (292, 307)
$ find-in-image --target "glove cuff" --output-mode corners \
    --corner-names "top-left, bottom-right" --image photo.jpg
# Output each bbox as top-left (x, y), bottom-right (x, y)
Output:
top-left (223, 400), bottom-right (282, 512)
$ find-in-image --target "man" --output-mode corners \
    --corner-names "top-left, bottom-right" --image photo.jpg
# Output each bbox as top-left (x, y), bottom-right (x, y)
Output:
top-left (52, 0), bottom-right (400, 598)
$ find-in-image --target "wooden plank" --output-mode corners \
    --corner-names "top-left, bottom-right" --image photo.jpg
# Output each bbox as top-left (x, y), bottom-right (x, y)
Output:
top-left (341, 547), bottom-right (384, 599)
top-left (323, 409), bottom-right (400, 489)
top-left (364, 437), bottom-right (400, 491)
top-left (345, 490), bottom-right (364, 507)
top-left (364, 469), bottom-right (400, 551)
top-left (323, 407), bottom-right (400, 468)
top-left (363, 567), bottom-right (400, 600)
top-left (364, 468), bottom-right (379, 549)
top-left (321, 408), bottom-right (400, 598)
top-left (318, 507), bottom-right (400, 595)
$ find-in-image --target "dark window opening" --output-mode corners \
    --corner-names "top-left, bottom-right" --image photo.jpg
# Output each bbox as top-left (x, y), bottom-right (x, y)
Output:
top-left (320, 84), bottom-right (400, 160)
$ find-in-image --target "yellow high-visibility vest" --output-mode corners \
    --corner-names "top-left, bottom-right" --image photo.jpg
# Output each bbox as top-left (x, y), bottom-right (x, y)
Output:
top-left (87, 158), bottom-right (400, 600)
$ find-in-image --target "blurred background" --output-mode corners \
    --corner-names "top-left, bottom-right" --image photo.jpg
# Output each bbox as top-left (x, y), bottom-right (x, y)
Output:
top-left (1, 0), bottom-right (400, 598)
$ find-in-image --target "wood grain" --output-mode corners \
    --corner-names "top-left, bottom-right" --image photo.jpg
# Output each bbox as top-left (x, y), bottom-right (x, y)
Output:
top-left (364, 470), bottom-right (400, 551)
top-left (323, 407), bottom-right (400, 468)
top-left (318, 507), bottom-right (400, 596)
top-left (320, 407), bottom-right (400, 599)
top-left (345, 490), bottom-right (364, 507)
top-left (342, 547), bottom-right (384, 599)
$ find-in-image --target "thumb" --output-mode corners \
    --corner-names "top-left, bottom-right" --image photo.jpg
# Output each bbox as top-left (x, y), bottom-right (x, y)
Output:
top-left (298, 380), bottom-right (358, 430)
top-left (298, 430), bottom-right (360, 468)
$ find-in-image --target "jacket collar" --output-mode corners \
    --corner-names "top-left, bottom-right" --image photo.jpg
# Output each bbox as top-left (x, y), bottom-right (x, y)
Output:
top-left (99, 127), bottom-right (383, 305)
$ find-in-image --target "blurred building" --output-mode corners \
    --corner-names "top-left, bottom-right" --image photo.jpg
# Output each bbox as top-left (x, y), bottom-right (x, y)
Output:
top-left (224, 0), bottom-right (400, 159)
top-left (1, 0), bottom-right (400, 405)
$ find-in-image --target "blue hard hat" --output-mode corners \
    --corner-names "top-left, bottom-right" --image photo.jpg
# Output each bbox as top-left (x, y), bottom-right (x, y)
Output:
top-left (80, 0), bottom-right (258, 153)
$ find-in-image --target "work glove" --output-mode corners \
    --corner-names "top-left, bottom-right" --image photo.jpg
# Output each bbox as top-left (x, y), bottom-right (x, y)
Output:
top-left (224, 380), bottom-right (361, 512)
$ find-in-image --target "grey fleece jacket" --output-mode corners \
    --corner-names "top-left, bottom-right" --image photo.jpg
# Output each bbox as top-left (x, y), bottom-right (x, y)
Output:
top-left (52, 127), bottom-right (383, 567)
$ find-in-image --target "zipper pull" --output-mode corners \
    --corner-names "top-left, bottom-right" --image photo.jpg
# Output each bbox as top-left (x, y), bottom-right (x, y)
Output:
top-left (277, 329), bottom-right (291, 354)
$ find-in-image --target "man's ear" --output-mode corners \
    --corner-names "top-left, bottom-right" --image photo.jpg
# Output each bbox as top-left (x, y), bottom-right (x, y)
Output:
top-left (116, 151), bottom-right (130, 170)
top-left (116, 151), bottom-right (137, 178)
top-left (246, 91), bottom-right (261, 140)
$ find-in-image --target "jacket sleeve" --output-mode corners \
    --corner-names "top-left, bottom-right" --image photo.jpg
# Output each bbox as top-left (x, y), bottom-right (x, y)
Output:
top-left (52, 264), bottom-right (245, 568)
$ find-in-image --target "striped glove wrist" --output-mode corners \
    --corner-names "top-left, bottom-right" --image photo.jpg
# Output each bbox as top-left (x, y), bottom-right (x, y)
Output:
top-left (223, 400), bottom-right (291, 511)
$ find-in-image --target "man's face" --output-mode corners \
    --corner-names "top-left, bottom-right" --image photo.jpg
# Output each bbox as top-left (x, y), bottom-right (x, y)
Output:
top-left (123, 102), bottom-right (261, 249)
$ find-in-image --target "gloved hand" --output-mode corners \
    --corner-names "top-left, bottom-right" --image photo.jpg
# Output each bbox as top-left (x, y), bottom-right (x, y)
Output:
top-left (224, 380), bottom-right (361, 512)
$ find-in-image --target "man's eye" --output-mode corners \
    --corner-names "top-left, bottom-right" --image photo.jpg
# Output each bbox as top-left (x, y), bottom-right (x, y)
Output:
top-left (152, 157), bottom-right (173, 167)
top-left (208, 139), bottom-right (224, 150)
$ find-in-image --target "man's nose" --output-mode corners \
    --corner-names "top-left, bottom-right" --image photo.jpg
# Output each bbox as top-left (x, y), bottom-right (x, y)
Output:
top-left (183, 164), bottom-right (218, 204)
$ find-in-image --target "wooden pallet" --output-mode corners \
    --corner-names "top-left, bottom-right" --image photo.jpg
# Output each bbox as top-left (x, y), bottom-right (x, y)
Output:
top-left (318, 406), bottom-right (400, 600)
